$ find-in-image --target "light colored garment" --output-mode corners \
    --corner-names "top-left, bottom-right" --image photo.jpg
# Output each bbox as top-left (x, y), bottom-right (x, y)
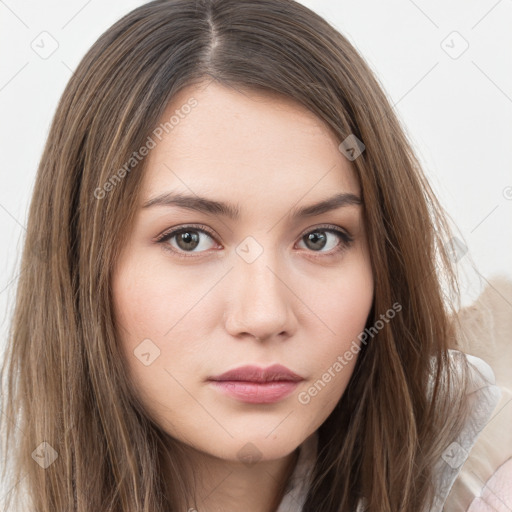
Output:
top-left (275, 430), bottom-right (318, 512)
top-left (276, 348), bottom-right (502, 512)
top-left (445, 276), bottom-right (512, 511)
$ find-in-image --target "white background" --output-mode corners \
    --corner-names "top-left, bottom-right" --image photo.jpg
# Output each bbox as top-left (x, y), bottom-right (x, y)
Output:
top-left (0, 0), bottom-right (511, 499)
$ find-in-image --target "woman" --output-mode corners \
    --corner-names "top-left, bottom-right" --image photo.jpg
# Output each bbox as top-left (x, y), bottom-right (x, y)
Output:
top-left (0, 0), bottom-right (504, 510)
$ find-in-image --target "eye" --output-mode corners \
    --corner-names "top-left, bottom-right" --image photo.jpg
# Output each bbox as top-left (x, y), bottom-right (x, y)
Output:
top-left (155, 225), bottom-right (218, 258)
top-left (296, 224), bottom-right (354, 257)
top-left (155, 223), bottom-right (354, 259)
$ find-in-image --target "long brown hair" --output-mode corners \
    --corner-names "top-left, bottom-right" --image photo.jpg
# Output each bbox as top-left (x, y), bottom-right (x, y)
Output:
top-left (1, 0), bottom-right (469, 510)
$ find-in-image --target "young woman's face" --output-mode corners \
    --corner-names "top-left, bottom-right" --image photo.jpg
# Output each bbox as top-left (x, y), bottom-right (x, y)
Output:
top-left (112, 81), bottom-right (374, 463)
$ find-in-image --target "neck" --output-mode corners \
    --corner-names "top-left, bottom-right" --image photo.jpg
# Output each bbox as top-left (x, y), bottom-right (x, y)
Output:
top-left (168, 443), bottom-right (301, 512)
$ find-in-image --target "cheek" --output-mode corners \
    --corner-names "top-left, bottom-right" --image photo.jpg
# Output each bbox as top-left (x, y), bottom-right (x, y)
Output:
top-left (295, 306), bottom-right (370, 419)
top-left (299, 246), bottom-right (373, 339)
top-left (112, 252), bottom-right (212, 345)
top-left (111, 255), bottom-right (218, 417)
top-left (296, 257), bottom-right (373, 410)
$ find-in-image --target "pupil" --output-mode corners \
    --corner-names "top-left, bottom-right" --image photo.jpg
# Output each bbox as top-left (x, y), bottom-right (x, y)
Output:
top-left (307, 232), bottom-right (326, 250)
top-left (178, 231), bottom-right (199, 250)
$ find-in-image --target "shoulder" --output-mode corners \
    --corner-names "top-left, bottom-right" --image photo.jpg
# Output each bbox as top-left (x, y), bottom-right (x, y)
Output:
top-left (430, 349), bottom-right (502, 511)
top-left (278, 350), bottom-right (503, 512)
top-left (444, 276), bottom-right (512, 510)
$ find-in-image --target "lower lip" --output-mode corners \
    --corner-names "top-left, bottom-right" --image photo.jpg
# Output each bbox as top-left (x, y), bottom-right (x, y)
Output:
top-left (208, 380), bottom-right (300, 403)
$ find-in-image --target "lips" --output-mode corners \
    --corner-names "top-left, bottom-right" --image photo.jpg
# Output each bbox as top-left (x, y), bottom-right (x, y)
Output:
top-left (207, 364), bottom-right (303, 383)
top-left (207, 364), bottom-right (304, 403)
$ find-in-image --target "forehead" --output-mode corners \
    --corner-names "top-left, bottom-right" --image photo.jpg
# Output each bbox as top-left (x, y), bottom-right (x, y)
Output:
top-left (141, 81), bottom-right (360, 204)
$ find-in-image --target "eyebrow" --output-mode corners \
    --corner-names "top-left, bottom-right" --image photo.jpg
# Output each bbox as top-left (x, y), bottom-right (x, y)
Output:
top-left (142, 191), bottom-right (362, 219)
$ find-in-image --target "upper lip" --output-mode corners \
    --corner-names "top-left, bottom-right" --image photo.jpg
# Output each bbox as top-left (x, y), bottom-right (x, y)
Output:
top-left (208, 364), bottom-right (303, 383)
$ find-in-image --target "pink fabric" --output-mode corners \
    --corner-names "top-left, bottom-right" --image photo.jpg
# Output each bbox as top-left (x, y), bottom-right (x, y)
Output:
top-left (467, 458), bottom-right (512, 512)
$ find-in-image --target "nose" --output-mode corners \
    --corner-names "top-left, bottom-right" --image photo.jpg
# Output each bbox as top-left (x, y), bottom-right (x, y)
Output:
top-left (223, 250), bottom-right (297, 342)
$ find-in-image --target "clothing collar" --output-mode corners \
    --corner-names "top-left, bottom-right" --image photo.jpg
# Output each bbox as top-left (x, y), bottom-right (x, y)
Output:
top-left (275, 431), bottom-right (318, 512)
top-left (274, 350), bottom-right (501, 512)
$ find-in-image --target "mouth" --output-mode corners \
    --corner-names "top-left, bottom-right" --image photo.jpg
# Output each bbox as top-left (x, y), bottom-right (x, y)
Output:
top-left (207, 380), bottom-right (301, 403)
top-left (207, 364), bottom-right (304, 404)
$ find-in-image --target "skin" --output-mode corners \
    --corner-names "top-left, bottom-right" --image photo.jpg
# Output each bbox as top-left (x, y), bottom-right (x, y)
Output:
top-left (112, 80), bottom-right (374, 512)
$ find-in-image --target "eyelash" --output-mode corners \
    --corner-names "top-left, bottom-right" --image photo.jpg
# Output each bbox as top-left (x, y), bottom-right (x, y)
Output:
top-left (154, 223), bottom-right (354, 260)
